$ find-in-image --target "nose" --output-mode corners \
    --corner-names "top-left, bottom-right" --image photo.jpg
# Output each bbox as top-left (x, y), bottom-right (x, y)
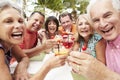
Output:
top-left (35, 21), bottom-right (41, 28)
top-left (14, 22), bottom-right (24, 29)
top-left (81, 23), bottom-right (86, 28)
top-left (36, 21), bottom-right (40, 25)
top-left (64, 22), bottom-right (68, 26)
top-left (80, 23), bottom-right (86, 29)
top-left (99, 19), bottom-right (108, 28)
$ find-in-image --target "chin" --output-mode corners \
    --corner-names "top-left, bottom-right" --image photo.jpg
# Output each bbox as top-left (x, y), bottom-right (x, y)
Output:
top-left (103, 34), bottom-right (118, 41)
top-left (13, 40), bottom-right (22, 44)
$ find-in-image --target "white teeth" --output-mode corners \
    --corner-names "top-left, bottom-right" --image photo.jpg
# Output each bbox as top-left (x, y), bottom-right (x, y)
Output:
top-left (81, 30), bottom-right (88, 32)
top-left (13, 32), bottom-right (22, 35)
top-left (12, 32), bottom-right (23, 37)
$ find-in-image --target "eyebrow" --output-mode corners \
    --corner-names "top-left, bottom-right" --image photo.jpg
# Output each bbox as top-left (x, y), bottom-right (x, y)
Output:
top-left (92, 10), bottom-right (113, 20)
top-left (103, 11), bottom-right (112, 16)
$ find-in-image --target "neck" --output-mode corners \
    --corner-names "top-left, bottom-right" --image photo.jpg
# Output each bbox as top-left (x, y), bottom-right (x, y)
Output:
top-left (0, 40), bottom-right (13, 52)
top-left (84, 36), bottom-right (90, 43)
top-left (64, 26), bottom-right (72, 32)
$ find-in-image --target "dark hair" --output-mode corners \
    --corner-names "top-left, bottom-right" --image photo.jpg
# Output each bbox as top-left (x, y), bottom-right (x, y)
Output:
top-left (59, 12), bottom-right (72, 23)
top-left (45, 16), bottom-right (59, 32)
top-left (30, 11), bottom-right (45, 18)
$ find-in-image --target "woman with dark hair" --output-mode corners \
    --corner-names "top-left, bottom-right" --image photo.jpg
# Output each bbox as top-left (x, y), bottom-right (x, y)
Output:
top-left (38, 16), bottom-right (59, 44)
top-left (45, 16), bottom-right (59, 39)
top-left (38, 16), bottom-right (60, 53)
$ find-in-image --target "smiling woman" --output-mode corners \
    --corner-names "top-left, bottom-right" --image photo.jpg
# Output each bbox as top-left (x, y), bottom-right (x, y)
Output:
top-left (73, 14), bottom-right (106, 64)
top-left (0, 1), bottom-right (29, 80)
top-left (0, 2), bottom-right (25, 45)
top-left (38, 16), bottom-right (59, 44)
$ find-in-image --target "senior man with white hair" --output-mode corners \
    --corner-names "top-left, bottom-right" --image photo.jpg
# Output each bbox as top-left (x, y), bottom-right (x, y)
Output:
top-left (67, 0), bottom-right (120, 80)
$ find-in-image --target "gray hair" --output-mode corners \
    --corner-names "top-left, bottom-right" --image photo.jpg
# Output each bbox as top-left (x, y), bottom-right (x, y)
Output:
top-left (87, 0), bottom-right (120, 18)
top-left (0, 0), bottom-right (22, 14)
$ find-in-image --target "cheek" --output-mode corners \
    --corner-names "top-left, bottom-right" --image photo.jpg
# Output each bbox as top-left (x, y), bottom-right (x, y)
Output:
top-left (92, 25), bottom-right (98, 31)
top-left (48, 25), bottom-right (50, 28)
top-left (78, 28), bottom-right (82, 34)
top-left (39, 25), bottom-right (42, 29)
top-left (0, 29), bottom-right (8, 40)
top-left (77, 26), bottom-right (81, 31)
top-left (22, 24), bottom-right (26, 29)
top-left (62, 24), bottom-right (66, 26)
top-left (55, 24), bottom-right (57, 28)
top-left (69, 22), bottom-right (72, 25)
top-left (86, 25), bottom-right (91, 29)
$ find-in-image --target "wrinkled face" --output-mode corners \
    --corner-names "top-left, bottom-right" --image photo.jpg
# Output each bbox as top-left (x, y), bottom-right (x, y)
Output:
top-left (0, 8), bottom-right (25, 45)
top-left (90, 0), bottom-right (120, 40)
top-left (48, 20), bottom-right (57, 34)
top-left (77, 17), bottom-right (92, 39)
top-left (27, 13), bottom-right (44, 32)
top-left (60, 15), bottom-right (72, 31)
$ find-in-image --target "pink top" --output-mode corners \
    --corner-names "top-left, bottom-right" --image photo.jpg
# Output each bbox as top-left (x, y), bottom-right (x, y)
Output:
top-left (106, 35), bottom-right (120, 74)
top-left (19, 29), bottom-right (38, 49)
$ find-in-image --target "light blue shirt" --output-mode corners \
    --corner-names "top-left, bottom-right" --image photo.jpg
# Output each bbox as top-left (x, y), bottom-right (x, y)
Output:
top-left (79, 33), bottom-right (102, 57)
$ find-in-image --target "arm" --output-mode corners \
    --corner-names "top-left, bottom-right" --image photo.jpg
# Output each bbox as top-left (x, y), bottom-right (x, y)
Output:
top-left (68, 51), bottom-right (120, 80)
top-left (38, 30), bottom-right (52, 53)
top-left (103, 68), bottom-right (120, 80)
top-left (11, 45), bottom-right (30, 80)
top-left (95, 38), bottom-right (106, 64)
top-left (30, 55), bottom-right (67, 80)
top-left (23, 39), bottom-right (57, 58)
top-left (0, 49), bottom-right (12, 80)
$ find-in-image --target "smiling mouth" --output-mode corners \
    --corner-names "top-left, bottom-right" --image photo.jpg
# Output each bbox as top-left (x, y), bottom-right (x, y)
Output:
top-left (102, 27), bottom-right (113, 33)
top-left (49, 28), bottom-right (55, 30)
top-left (81, 30), bottom-right (88, 33)
top-left (11, 32), bottom-right (23, 38)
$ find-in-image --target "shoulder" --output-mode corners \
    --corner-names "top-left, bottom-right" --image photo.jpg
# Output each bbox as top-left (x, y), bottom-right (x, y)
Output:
top-left (0, 44), bottom-right (5, 59)
top-left (92, 33), bottom-right (102, 41)
top-left (0, 44), bottom-right (5, 52)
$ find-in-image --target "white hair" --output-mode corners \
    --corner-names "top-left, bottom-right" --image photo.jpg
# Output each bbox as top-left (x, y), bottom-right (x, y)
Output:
top-left (87, 0), bottom-right (120, 18)
top-left (0, 0), bottom-right (22, 14)
top-left (112, 0), bottom-right (120, 11)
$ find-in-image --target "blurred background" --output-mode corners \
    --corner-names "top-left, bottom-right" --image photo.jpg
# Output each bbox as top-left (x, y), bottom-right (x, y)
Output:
top-left (10, 0), bottom-right (89, 23)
